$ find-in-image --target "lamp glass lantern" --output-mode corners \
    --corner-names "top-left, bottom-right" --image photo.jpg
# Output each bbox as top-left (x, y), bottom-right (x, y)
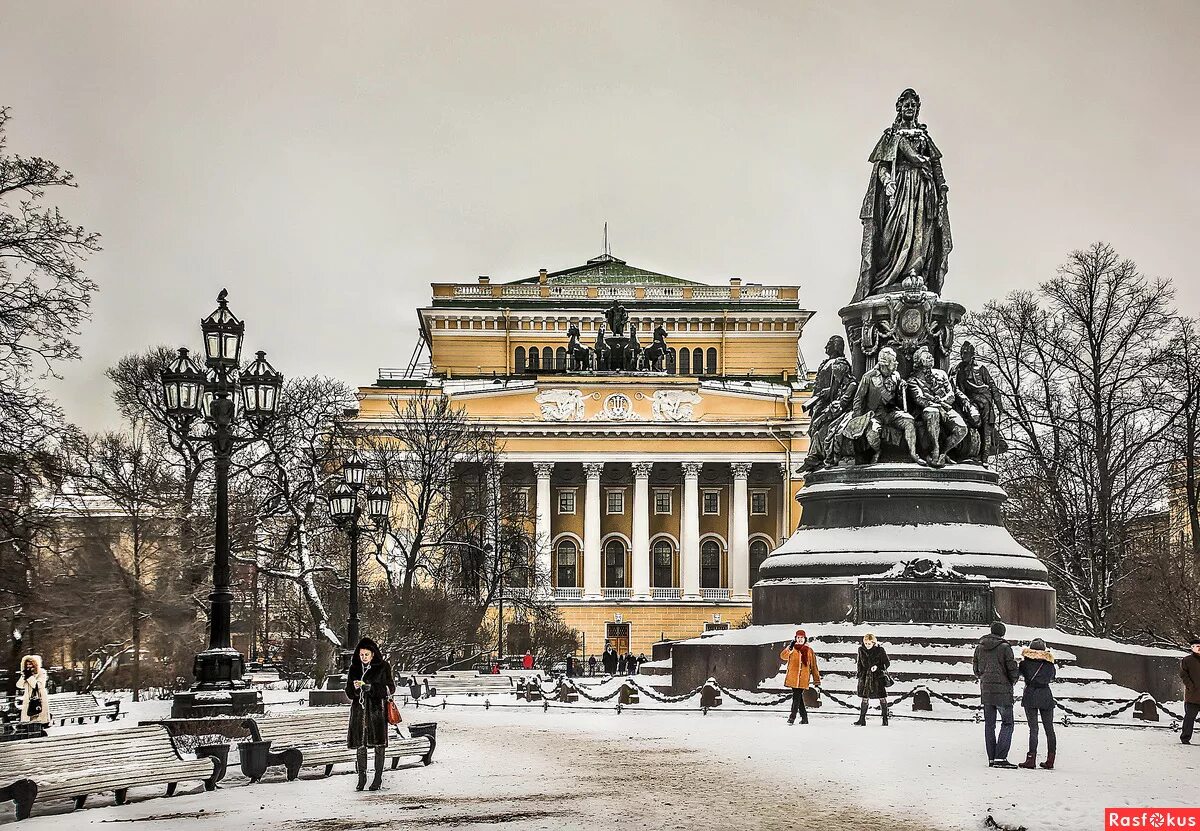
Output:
top-left (342, 449), bottom-right (368, 489)
top-left (200, 289), bottom-right (246, 369)
top-left (161, 348), bottom-right (206, 422)
top-left (239, 350), bottom-right (283, 424)
top-left (328, 481), bottom-right (357, 522)
top-left (366, 483), bottom-right (392, 522)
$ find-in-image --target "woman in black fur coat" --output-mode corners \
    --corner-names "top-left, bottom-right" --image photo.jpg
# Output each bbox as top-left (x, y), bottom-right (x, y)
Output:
top-left (345, 637), bottom-right (396, 791)
top-left (854, 632), bottom-right (891, 726)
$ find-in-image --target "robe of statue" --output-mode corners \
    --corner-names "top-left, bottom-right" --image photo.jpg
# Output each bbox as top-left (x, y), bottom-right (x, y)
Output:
top-left (854, 124), bottom-right (953, 302)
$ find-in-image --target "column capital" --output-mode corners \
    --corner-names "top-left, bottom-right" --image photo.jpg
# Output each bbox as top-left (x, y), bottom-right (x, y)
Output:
top-left (731, 462), bottom-right (752, 480)
top-left (533, 462), bottom-right (555, 478)
top-left (631, 461), bottom-right (653, 479)
top-left (584, 462), bottom-right (604, 479)
top-left (681, 461), bottom-right (703, 478)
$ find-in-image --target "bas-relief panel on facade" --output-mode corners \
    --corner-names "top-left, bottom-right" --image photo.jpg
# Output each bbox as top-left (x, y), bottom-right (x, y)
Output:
top-left (533, 388), bottom-right (704, 422)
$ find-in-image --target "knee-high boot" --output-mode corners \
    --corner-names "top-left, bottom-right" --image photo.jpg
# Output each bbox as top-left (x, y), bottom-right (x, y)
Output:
top-left (369, 746), bottom-right (385, 791)
top-left (854, 698), bottom-right (868, 726)
top-left (355, 747), bottom-right (367, 791)
top-left (881, 698), bottom-right (889, 726)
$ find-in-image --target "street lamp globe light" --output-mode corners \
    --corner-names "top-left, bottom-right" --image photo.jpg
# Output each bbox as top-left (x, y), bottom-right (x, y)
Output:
top-left (342, 449), bottom-right (368, 490)
top-left (162, 348), bottom-right (206, 423)
top-left (328, 480), bottom-right (357, 523)
top-left (239, 350), bottom-right (283, 428)
top-left (200, 289), bottom-right (245, 369)
top-left (366, 483), bottom-right (392, 522)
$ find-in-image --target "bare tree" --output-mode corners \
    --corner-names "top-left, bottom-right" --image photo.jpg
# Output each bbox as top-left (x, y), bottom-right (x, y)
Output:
top-left (51, 426), bottom-right (184, 699)
top-left (962, 242), bottom-right (1178, 636)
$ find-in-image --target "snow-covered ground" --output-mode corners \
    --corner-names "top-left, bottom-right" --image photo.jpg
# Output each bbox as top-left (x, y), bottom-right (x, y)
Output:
top-left (6, 693), bottom-right (1195, 830)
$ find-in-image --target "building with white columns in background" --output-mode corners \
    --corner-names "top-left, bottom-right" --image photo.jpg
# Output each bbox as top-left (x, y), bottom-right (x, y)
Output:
top-left (354, 250), bottom-right (816, 656)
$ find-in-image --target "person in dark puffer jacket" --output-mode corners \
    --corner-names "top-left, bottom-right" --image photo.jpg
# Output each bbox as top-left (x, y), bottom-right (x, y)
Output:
top-left (1017, 637), bottom-right (1057, 770)
top-left (973, 621), bottom-right (1020, 768)
top-left (853, 632), bottom-right (891, 726)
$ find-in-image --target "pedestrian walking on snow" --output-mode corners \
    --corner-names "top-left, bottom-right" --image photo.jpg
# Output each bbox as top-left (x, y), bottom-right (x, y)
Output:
top-left (1017, 637), bottom-right (1057, 769)
top-left (780, 629), bottom-right (820, 725)
top-left (853, 633), bottom-right (890, 726)
top-left (973, 621), bottom-right (1021, 768)
top-left (345, 637), bottom-right (397, 792)
top-left (16, 655), bottom-right (50, 726)
top-left (1181, 638), bottom-right (1200, 745)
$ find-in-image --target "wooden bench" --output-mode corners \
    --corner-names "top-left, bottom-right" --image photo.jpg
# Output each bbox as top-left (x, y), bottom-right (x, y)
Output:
top-left (0, 724), bottom-right (218, 821)
top-left (417, 674), bottom-right (514, 698)
top-left (45, 692), bottom-right (122, 725)
top-left (246, 709), bottom-right (435, 779)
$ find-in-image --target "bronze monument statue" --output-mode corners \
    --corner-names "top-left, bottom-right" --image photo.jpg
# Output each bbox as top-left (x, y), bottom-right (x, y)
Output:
top-left (907, 345), bottom-right (967, 467)
top-left (842, 346), bottom-right (924, 465)
top-left (952, 340), bottom-right (1006, 467)
top-left (604, 299), bottom-right (629, 338)
top-left (854, 88), bottom-right (953, 302)
top-left (801, 335), bottom-right (855, 471)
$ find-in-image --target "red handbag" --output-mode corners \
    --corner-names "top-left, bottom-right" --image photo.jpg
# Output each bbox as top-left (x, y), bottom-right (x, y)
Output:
top-left (386, 699), bottom-right (402, 725)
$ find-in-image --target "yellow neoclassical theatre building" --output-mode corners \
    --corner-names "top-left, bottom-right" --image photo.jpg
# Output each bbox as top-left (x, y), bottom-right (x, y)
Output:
top-left (354, 251), bottom-right (815, 656)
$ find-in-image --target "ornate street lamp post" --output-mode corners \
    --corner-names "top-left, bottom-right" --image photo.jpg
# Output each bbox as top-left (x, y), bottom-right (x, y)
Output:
top-left (309, 452), bottom-right (390, 704)
top-left (162, 289), bottom-right (282, 717)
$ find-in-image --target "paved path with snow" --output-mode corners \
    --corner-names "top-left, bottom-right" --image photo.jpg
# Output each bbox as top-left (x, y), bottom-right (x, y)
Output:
top-left (9, 700), bottom-right (1197, 830)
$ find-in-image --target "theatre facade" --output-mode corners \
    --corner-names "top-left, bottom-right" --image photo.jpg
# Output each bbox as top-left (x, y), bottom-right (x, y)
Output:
top-left (354, 252), bottom-right (815, 656)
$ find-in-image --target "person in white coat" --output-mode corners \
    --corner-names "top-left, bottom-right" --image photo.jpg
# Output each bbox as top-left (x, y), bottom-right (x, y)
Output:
top-left (17, 654), bottom-right (50, 725)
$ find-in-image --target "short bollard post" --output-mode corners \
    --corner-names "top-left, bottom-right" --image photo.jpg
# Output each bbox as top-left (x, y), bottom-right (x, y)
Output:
top-left (525, 679), bottom-right (543, 702)
top-left (558, 682), bottom-right (579, 703)
top-left (912, 688), bottom-right (933, 712)
top-left (619, 681), bottom-right (640, 705)
top-left (700, 678), bottom-right (722, 710)
top-left (1132, 697), bottom-right (1159, 722)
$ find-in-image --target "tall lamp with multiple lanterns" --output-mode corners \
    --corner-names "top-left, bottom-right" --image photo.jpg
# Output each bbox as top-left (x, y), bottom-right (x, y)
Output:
top-left (162, 289), bottom-right (282, 717)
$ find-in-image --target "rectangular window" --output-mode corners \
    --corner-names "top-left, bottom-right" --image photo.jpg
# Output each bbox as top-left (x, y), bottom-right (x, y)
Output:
top-left (557, 489), bottom-right (576, 514)
top-left (654, 489), bottom-right (672, 514)
top-left (606, 489), bottom-right (625, 515)
top-left (702, 490), bottom-right (720, 515)
top-left (750, 490), bottom-right (769, 516)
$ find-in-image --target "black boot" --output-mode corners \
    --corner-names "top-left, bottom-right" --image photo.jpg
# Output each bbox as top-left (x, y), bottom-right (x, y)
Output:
top-left (881, 700), bottom-right (889, 726)
top-left (369, 747), bottom-right (384, 791)
top-left (355, 747), bottom-right (367, 791)
top-left (853, 699), bottom-right (867, 726)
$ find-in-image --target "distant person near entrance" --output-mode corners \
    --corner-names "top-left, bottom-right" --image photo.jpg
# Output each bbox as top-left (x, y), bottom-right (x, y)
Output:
top-left (602, 643), bottom-right (618, 676)
top-left (780, 629), bottom-right (820, 725)
top-left (1181, 639), bottom-right (1200, 745)
top-left (522, 651), bottom-right (534, 670)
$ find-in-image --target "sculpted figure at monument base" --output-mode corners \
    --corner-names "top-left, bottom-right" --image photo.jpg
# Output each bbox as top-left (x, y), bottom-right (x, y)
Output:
top-left (907, 346), bottom-right (967, 468)
top-left (837, 346), bottom-right (924, 466)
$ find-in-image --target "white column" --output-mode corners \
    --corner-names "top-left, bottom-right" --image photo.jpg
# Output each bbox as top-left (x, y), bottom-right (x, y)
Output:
top-left (583, 462), bottom-right (603, 599)
top-left (681, 461), bottom-right (702, 599)
top-left (534, 462), bottom-right (554, 593)
top-left (730, 462), bottom-right (752, 600)
top-left (631, 462), bottom-right (652, 599)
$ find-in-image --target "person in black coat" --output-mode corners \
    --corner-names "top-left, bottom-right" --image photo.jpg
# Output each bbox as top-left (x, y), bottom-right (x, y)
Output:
top-left (345, 637), bottom-right (396, 791)
top-left (602, 644), bottom-right (618, 675)
top-left (853, 633), bottom-right (891, 726)
top-left (1017, 637), bottom-right (1058, 770)
top-left (617, 652), bottom-right (627, 675)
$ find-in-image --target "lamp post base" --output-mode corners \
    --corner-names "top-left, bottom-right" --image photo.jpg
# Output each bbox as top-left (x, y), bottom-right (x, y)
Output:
top-left (170, 648), bottom-right (264, 718)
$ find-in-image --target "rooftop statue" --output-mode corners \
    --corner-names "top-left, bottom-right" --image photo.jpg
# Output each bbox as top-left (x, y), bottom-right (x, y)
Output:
top-left (854, 89), bottom-right (953, 302)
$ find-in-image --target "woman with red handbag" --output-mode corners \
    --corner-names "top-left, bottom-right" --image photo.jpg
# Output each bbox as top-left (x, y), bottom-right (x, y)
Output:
top-left (345, 637), bottom-right (396, 791)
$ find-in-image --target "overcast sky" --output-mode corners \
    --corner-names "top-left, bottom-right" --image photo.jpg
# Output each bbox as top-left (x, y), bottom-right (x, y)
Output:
top-left (2, 1), bottom-right (1198, 431)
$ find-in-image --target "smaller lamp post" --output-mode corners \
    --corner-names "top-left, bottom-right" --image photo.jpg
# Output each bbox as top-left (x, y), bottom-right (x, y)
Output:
top-left (312, 452), bottom-right (391, 703)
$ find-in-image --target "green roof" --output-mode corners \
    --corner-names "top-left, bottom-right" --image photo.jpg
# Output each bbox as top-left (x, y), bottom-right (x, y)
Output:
top-left (512, 254), bottom-right (702, 286)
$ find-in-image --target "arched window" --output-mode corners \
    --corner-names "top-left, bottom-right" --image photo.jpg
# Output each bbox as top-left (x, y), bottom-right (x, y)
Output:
top-left (652, 539), bottom-right (674, 587)
top-left (706, 347), bottom-right (717, 374)
top-left (542, 347), bottom-right (554, 369)
top-left (527, 347), bottom-right (540, 371)
top-left (556, 539), bottom-right (579, 588)
top-left (679, 348), bottom-right (690, 375)
top-left (514, 347), bottom-right (526, 373)
top-left (604, 538), bottom-right (627, 587)
top-left (693, 348), bottom-right (704, 375)
top-left (666, 348), bottom-right (677, 374)
top-left (701, 539), bottom-right (722, 588)
top-left (555, 347), bottom-right (567, 371)
top-left (749, 539), bottom-right (771, 587)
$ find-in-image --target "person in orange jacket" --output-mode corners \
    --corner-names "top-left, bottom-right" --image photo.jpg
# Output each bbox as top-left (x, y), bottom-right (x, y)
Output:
top-left (522, 650), bottom-right (534, 670)
top-left (780, 629), bottom-right (821, 725)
